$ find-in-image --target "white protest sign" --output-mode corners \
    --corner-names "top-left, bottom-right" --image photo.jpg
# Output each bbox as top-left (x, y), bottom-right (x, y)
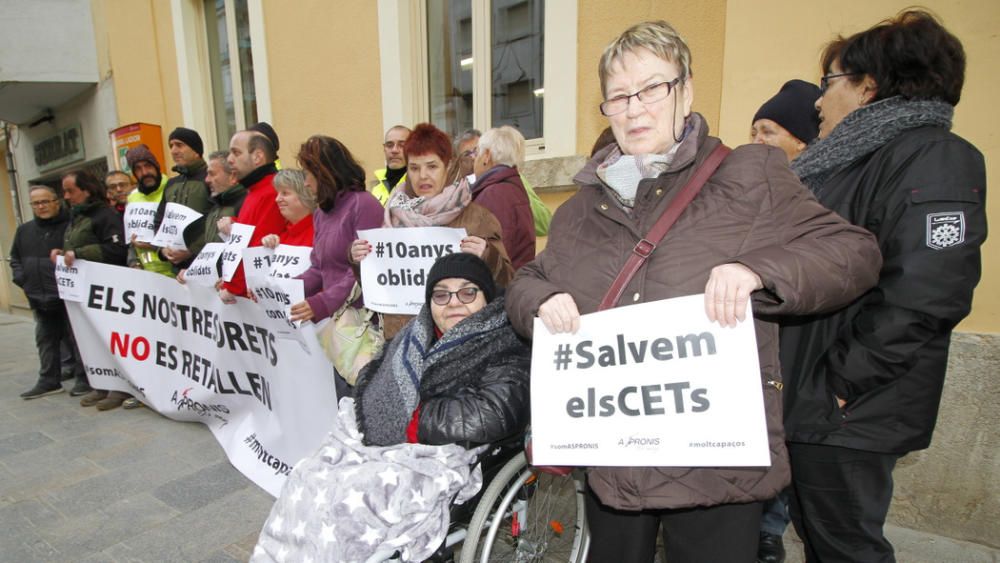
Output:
top-left (357, 227), bottom-right (466, 315)
top-left (123, 202), bottom-right (159, 243)
top-left (220, 223), bottom-right (255, 282)
top-left (55, 256), bottom-right (87, 302)
top-left (64, 261), bottom-right (337, 496)
top-left (184, 242), bottom-right (225, 287)
top-left (530, 294), bottom-right (769, 467)
top-left (151, 202), bottom-right (204, 250)
top-left (249, 277), bottom-right (307, 343)
top-left (269, 244), bottom-right (312, 279)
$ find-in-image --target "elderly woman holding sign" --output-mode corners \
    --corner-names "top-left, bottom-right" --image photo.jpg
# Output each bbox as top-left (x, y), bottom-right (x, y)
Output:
top-left (505, 20), bottom-right (882, 562)
top-left (350, 123), bottom-right (513, 339)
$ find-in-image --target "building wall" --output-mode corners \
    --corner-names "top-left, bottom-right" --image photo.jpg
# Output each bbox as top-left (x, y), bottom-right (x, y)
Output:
top-left (575, 0), bottom-right (728, 155)
top-left (719, 0), bottom-right (1000, 333)
top-left (260, 1), bottom-right (385, 180)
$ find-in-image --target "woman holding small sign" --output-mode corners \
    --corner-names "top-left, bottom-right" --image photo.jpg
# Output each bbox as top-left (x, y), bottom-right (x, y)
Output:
top-left (350, 123), bottom-right (513, 339)
top-left (505, 20), bottom-right (882, 563)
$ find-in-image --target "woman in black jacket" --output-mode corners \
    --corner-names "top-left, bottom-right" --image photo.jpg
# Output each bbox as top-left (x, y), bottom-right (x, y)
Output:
top-left (355, 252), bottom-right (530, 447)
top-left (781, 10), bottom-right (987, 562)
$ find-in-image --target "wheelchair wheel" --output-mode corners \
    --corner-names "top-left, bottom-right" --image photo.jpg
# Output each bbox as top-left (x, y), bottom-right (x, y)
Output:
top-left (458, 452), bottom-right (589, 563)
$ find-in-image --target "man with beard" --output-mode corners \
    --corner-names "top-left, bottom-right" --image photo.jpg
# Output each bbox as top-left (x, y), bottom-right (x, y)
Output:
top-left (125, 145), bottom-right (173, 277)
top-left (151, 127), bottom-right (212, 271)
top-left (219, 130), bottom-right (285, 301)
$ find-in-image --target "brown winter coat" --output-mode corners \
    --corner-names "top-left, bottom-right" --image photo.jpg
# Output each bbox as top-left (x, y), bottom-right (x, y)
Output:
top-left (379, 201), bottom-right (513, 340)
top-left (505, 114), bottom-right (881, 511)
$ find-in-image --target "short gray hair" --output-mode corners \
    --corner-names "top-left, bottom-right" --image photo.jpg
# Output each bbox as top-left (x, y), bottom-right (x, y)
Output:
top-left (29, 184), bottom-right (59, 198)
top-left (273, 169), bottom-right (317, 212)
top-left (479, 126), bottom-right (525, 168)
top-left (208, 150), bottom-right (234, 175)
top-left (599, 20), bottom-right (692, 97)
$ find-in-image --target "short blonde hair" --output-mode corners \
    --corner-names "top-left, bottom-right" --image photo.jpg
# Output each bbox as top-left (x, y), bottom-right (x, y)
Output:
top-left (273, 169), bottom-right (317, 212)
top-left (478, 126), bottom-right (526, 168)
top-left (599, 20), bottom-right (693, 97)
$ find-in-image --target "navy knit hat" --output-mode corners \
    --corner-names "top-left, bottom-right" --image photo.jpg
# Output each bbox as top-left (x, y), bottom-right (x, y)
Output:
top-left (168, 127), bottom-right (204, 156)
top-left (125, 144), bottom-right (161, 175)
top-left (752, 80), bottom-right (822, 144)
top-left (249, 122), bottom-right (280, 152)
top-left (425, 253), bottom-right (497, 305)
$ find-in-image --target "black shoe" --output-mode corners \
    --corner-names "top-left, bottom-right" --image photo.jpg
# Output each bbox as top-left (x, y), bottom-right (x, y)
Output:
top-left (21, 384), bottom-right (65, 400)
top-left (758, 532), bottom-right (786, 563)
top-left (69, 381), bottom-right (93, 397)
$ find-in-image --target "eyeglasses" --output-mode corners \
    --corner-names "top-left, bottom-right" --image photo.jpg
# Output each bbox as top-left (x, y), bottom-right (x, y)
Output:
top-left (29, 199), bottom-right (58, 207)
top-left (106, 181), bottom-right (131, 189)
top-left (819, 72), bottom-right (862, 94)
top-left (461, 147), bottom-right (478, 159)
top-left (383, 141), bottom-right (406, 150)
top-left (431, 287), bottom-right (481, 306)
top-left (600, 77), bottom-right (682, 116)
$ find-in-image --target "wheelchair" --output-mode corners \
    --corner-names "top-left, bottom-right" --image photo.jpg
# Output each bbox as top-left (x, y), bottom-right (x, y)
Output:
top-left (426, 439), bottom-right (590, 563)
top-left (454, 451), bottom-right (589, 562)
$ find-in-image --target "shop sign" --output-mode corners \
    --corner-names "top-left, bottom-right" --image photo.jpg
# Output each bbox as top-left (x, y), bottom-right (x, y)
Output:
top-left (34, 124), bottom-right (86, 172)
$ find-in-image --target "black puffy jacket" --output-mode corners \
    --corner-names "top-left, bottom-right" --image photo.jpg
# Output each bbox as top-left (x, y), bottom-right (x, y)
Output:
top-left (782, 125), bottom-right (987, 454)
top-left (355, 295), bottom-right (531, 448)
top-left (10, 208), bottom-right (70, 310)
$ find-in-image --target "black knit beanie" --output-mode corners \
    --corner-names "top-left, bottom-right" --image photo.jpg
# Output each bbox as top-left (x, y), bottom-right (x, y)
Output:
top-left (752, 80), bottom-right (822, 144)
top-left (168, 127), bottom-right (204, 156)
top-left (125, 144), bottom-right (160, 175)
top-left (248, 122), bottom-right (280, 152)
top-left (425, 253), bottom-right (497, 305)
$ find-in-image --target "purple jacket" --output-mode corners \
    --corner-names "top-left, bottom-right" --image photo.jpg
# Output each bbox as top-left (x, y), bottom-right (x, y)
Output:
top-left (301, 190), bottom-right (384, 321)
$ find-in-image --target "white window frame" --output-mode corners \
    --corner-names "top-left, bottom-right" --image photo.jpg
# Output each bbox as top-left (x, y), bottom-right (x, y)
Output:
top-left (378, 0), bottom-right (577, 160)
top-left (171, 0), bottom-right (271, 150)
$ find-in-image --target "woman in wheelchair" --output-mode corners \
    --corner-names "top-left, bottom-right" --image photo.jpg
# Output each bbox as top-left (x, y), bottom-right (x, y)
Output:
top-left (253, 253), bottom-right (531, 563)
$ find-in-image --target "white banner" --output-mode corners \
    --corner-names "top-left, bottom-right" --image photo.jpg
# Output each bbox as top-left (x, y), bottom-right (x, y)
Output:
top-left (151, 202), bottom-right (203, 250)
top-left (64, 260), bottom-right (338, 496)
top-left (220, 223), bottom-right (255, 282)
top-left (123, 202), bottom-right (159, 243)
top-left (55, 256), bottom-right (87, 302)
top-left (530, 295), bottom-right (769, 467)
top-left (185, 242), bottom-right (225, 287)
top-left (358, 227), bottom-right (466, 314)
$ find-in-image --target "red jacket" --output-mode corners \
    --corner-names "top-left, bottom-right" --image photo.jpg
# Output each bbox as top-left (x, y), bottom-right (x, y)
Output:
top-left (277, 214), bottom-right (315, 247)
top-left (221, 167), bottom-right (285, 296)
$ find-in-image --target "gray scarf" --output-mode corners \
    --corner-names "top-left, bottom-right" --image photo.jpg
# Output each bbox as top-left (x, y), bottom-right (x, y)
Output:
top-left (792, 96), bottom-right (953, 196)
top-left (596, 119), bottom-right (695, 209)
top-left (354, 297), bottom-right (510, 446)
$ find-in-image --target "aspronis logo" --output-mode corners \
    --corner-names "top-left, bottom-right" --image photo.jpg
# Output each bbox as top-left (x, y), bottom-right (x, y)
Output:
top-left (617, 435), bottom-right (662, 449)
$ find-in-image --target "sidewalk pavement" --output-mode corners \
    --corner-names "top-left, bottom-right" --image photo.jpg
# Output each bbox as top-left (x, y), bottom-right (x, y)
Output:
top-left (2, 311), bottom-right (998, 562)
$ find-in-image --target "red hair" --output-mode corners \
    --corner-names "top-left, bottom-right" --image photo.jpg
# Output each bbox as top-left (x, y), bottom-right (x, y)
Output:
top-left (403, 123), bottom-right (453, 166)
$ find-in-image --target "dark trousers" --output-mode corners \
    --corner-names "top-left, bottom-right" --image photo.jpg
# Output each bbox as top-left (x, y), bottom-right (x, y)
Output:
top-left (788, 442), bottom-right (900, 563)
top-left (33, 306), bottom-right (87, 388)
top-left (585, 485), bottom-right (763, 563)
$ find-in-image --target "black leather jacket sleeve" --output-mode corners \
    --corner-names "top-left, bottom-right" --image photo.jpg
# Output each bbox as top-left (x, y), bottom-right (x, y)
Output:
top-left (416, 353), bottom-right (531, 447)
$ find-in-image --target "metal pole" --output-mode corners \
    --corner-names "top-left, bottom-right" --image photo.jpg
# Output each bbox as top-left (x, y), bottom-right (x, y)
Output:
top-left (3, 122), bottom-right (23, 225)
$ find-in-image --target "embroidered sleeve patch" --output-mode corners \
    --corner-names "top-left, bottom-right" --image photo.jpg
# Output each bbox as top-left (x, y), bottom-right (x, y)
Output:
top-left (926, 211), bottom-right (965, 249)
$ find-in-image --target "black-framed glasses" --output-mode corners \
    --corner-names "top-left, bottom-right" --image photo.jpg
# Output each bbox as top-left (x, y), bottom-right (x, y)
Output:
top-left (431, 287), bottom-right (481, 306)
top-left (600, 77), bottom-right (682, 116)
top-left (819, 72), bottom-right (862, 94)
top-left (461, 147), bottom-right (478, 159)
top-left (29, 199), bottom-right (58, 207)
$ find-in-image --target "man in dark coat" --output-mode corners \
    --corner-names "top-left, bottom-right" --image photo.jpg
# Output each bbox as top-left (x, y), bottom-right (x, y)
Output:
top-left (11, 185), bottom-right (86, 398)
top-left (150, 127), bottom-right (212, 270)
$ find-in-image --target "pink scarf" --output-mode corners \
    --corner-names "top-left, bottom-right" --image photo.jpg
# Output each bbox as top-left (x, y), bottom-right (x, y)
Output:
top-left (383, 178), bottom-right (473, 228)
